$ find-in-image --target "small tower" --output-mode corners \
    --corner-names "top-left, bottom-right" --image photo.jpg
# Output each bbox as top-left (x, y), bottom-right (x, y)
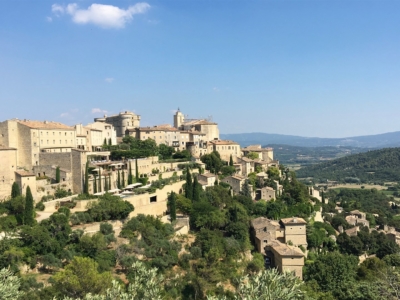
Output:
top-left (174, 108), bottom-right (185, 129)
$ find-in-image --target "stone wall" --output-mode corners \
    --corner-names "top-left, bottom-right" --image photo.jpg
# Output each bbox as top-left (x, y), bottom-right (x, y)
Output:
top-left (0, 148), bottom-right (17, 201)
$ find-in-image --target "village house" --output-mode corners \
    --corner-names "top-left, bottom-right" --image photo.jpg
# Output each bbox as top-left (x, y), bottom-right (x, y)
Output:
top-left (197, 172), bottom-right (216, 190)
top-left (250, 216), bottom-right (306, 279)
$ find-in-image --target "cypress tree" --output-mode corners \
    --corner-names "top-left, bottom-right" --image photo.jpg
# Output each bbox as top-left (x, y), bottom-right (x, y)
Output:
top-left (103, 138), bottom-right (107, 146)
top-left (93, 174), bottom-right (97, 194)
top-left (109, 175), bottom-right (112, 190)
top-left (24, 186), bottom-right (34, 226)
top-left (240, 179), bottom-right (251, 198)
top-left (185, 167), bottom-right (193, 200)
top-left (11, 182), bottom-right (20, 198)
top-left (168, 191), bottom-right (177, 222)
top-left (321, 190), bottom-right (325, 204)
top-left (193, 176), bottom-right (201, 202)
top-left (121, 170), bottom-right (125, 188)
top-left (84, 161), bottom-right (89, 195)
top-left (105, 174), bottom-right (109, 192)
top-left (128, 161), bottom-right (133, 185)
top-left (56, 166), bottom-right (60, 183)
top-left (108, 138), bottom-right (112, 146)
top-left (117, 170), bottom-right (121, 189)
top-left (135, 158), bottom-right (139, 181)
top-left (229, 155), bottom-right (234, 166)
top-left (98, 172), bottom-right (102, 192)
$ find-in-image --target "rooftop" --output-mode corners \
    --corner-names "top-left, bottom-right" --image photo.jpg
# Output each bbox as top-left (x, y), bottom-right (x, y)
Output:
top-left (16, 120), bottom-right (74, 130)
top-left (0, 146), bottom-right (17, 151)
top-left (280, 217), bottom-right (307, 225)
top-left (268, 241), bottom-right (304, 257)
top-left (209, 139), bottom-right (239, 145)
top-left (15, 170), bottom-right (35, 177)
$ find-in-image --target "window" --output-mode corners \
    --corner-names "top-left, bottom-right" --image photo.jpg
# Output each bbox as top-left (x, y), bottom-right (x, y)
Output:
top-left (53, 140), bottom-right (55, 144)
top-left (150, 195), bottom-right (157, 203)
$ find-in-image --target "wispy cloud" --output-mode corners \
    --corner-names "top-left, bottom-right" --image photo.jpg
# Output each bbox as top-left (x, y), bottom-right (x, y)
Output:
top-left (51, 2), bottom-right (151, 28)
top-left (105, 77), bottom-right (114, 83)
top-left (213, 87), bottom-right (220, 92)
top-left (91, 108), bottom-right (108, 114)
top-left (60, 112), bottom-right (69, 118)
top-left (46, 16), bottom-right (53, 22)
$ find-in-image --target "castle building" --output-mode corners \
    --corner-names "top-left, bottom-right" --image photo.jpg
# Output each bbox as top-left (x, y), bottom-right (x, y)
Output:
top-left (94, 111), bottom-right (140, 139)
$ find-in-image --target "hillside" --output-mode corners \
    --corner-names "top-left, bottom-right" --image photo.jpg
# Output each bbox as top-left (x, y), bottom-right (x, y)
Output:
top-left (221, 131), bottom-right (400, 148)
top-left (296, 147), bottom-right (400, 183)
top-left (268, 144), bottom-right (368, 166)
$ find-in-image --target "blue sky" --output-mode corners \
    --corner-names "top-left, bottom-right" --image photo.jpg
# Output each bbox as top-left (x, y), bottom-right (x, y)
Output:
top-left (1, 0), bottom-right (399, 138)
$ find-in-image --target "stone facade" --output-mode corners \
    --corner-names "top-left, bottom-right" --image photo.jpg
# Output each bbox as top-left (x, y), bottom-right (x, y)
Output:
top-left (0, 147), bottom-right (17, 200)
top-left (221, 175), bottom-right (247, 195)
top-left (250, 216), bottom-right (305, 279)
top-left (197, 172), bottom-right (216, 189)
top-left (0, 119), bottom-right (76, 170)
top-left (95, 111), bottom-right (140, 138)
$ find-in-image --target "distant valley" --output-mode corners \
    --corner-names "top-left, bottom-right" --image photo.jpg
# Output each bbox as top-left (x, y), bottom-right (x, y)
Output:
top-left (221, 131), bottom-right (400, 148)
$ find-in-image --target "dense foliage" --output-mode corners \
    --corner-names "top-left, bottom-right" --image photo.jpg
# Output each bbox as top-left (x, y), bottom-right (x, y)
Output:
top-left (297, 147), bottom-right (400, 183)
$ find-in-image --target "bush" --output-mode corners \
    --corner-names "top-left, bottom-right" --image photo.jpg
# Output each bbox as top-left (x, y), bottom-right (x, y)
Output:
top-left (35, 201), bottom-right (45, 211)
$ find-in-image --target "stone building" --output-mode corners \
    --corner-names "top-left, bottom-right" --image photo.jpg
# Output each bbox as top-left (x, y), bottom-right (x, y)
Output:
top-left (75, 122), bottom-right (117, 151)
top-left (265, 241), bottom-right (305, 279)
top-left (15, 170), bottom-right (37, 199)
top-left (258, 186), bottom-right (276, 201)
top-left (206, 140), bottom-right (241, 162)
top-left (250, 216), bottom-right (306, 279)
top-left (221, 174), bottom-right (247, 195)
top-left (0, 146), bottom-right (17, 200)
top-left (197, 173), bottom-right (216, 189)
top-left (94, 111), bottom-right (140, 138)
top-left (280, 217), bottom-right (308, 248)
top-left (174, 109), bottom-right (219, 142)
top-left (0, 119), bottom-right (76, 170)
top-left (242, 144), bottom-right (274, 161)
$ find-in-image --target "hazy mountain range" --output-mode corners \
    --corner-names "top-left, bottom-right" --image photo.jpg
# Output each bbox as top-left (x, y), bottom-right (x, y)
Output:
top-left (220, 131), bottom-right (400, 148)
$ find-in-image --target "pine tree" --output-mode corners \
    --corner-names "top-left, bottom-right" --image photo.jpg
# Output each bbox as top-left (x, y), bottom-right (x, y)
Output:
top-left (84, 161), bottom-right (89, 195)
top-left (11, 182), bottom-right (20, 198)
top-left (135, 158), bottom-right (139, 181)
top-left (168, 192), bottom-right (177, 222)
top-left (229, 154), bottom-right (234, 166)
top-left (185, 167), bottom-right (193, 200)
top-left (117, 170), bottom-right (121, 189)
top-left (56, 166), bottom-right (60, 183)
top-left (128, 161), bottom-right (133, 185)
top-left (193, 176), bottom-right (201, 202)
top-left (93, 174), bottom-right (97, 194)
top-left (24, 186), bottom-right (34, 226)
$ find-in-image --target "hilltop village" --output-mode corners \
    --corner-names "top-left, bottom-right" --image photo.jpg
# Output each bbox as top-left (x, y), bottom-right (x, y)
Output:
top-left (1, 109), bottom-right (400, 299)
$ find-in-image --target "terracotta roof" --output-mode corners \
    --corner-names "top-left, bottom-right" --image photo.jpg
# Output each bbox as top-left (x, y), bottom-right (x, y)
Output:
top-left (280, 217), bottom-right (307, 225)
top-left (210, 139), bottom-right (239, 145)
top-left (138, 125), bottom-right (178, 132)
top-left (250, 217), bottom-right (280, 230)
top-left (345, 226), bottom-right (359, 236)
top-left (268, 241), bottom-right (304, 257)
top-left (199, 173), bottom-right (216, 178)
top-left (350, 210), bottom-right (364, 215)
top-left (239, 157), bottom-right (254, 162)
top-left (17, 120), bottom-right (74, 130)
top-left (15, 170), bottom-right (35, 177)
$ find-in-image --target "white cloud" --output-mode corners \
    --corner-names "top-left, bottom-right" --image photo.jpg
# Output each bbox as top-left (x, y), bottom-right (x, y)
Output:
top-left (46, 16), bottom-right (53, 22)
top-left (60, 112), bottom-right (69, 118)
top-left (52, 4), bottom-right (64, 15)
top-left (91, 108), bottom-right (108, 114)
top-left (213, 87), bottom-right (220, 92)
top-left (51, 2), bottom-right (151, 28)
top-left (105, 77), bottom-right (114, 83)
